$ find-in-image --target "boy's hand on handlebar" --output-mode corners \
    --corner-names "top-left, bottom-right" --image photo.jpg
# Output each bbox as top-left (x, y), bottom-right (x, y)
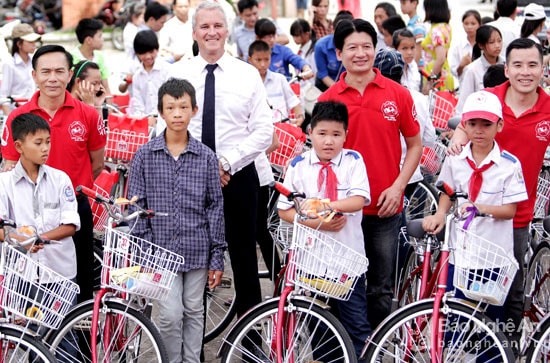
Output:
top-left (422, 214), bottom-right (445, 234)
top-left (318, 214), bottom-right (347, 232)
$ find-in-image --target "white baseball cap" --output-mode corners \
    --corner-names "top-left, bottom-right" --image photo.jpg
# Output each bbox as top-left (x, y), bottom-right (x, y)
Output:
top-left (462, 91), bottom-right (503, 123)
top-left (524, 3), bottom-right (546, 21)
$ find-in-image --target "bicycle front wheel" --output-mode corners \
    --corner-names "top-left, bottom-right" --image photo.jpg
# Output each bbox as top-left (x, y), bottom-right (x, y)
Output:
top-left (220, 298), bottom-right (357, 363)
top-left (0, 326), bottom-right (56, 362)
top-left (526, 314), bottom-right (550, 363)
top-left (405, 180), bottom-right (439, 222)
top-left (364, 299), bottom-right (514, 362)
top-left (45, 299), bottom-right (168, 362)
top-left (526, 240), bottom-right (550, 316)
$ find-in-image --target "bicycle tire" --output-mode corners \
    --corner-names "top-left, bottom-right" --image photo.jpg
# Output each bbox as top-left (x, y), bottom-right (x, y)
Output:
top-left (526, 314), bottom-right (550, 363)
top-left (45, 299), bottom-right (168, 362)
top-left (0, 326), bottom-right (57, 362)
top-left (405, 180), bottom-right (439, 222)
top-left (396, 246), bottom-right (422, 307)
top-left (203, 272), bottom-right (237, 343)
top-left (364, 299), bottom-right (515, 362)
top-left (111, 25), bottom-right (124, 50)
top-left (525, 240), bottom-right (550, 317)
top-left (220, 298), bottom-right (357, 363)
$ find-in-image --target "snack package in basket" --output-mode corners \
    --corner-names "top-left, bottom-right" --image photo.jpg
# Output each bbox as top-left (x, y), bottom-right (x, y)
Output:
top-left (109, 265), bottom-right (165, 296)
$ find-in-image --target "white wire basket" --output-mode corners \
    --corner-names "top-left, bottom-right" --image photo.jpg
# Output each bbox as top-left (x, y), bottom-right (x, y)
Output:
top-left (1, 245), bottom-right (80, 329)
top-left (452, 226), bottom-right (518, 306)
top-left (269, 124), bottom-right (305, 168)
top-left (534, 175), bottom-right (550, 219)
top-left (102, 227), bottom-right (185, 301)
top-left (105, 129), bottom-right (149, 163)
top-left (429, 92), bottom-right (456, 130)
top-left (288, 222), bottom-right (369, 301)
top-left (420, 140), bottom-right (447, 176)
top-left (90, 183), bottom-right (110, 233)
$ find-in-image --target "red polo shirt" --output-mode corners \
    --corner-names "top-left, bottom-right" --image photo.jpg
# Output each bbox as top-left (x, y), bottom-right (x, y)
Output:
top-left (490, 82), bottom-right (550, 228)
top-left (1, 91), bottom-right (106, 189)
top-left (319, 69), bottom-right (420, 215)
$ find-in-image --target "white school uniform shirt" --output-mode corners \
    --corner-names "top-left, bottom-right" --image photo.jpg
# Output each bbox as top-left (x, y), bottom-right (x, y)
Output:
top-left (0, 53), bottom-right (36, 106)
top-left (129, 57), bottom-right (171, 117)
top-left (0, 162), bottom-right (80, 281)
top-left (170, 53), bottom-right (273, 173)
top-left (277, 149), bottom-right (371, 255)
top-left (449, 37), bottom-right (474, 85)
top-left (437, 141), bottom-right (528, 268)
top-left (159, 13), bottom-right (195, 61)
top-left (265, 70), bottom-right (301, 121)
top-left (455, 55), bottom-right (505, 115)
top-left (401, 60), bottom-right (421, 93)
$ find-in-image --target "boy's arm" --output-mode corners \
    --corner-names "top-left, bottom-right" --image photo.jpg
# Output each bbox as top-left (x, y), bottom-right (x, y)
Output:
top-left (205, 152), bottom-right (227, 286)
top-left (43, 174), bottom-right (80, 240)
top-left (472, 203), bottom-right (517, 220)
top-left (449, 124), bottom-right (469, 155)
top-left (40, 224), bottom-right (77, 241)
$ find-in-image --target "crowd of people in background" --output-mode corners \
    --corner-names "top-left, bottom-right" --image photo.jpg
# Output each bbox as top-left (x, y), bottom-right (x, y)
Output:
top-left (1, 0), bottom-right (550, 361)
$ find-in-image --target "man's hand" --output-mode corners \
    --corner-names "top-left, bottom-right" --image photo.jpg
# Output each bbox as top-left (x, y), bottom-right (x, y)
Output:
top-left (208, 270), bottom-right (224, 289)
top-left (218, 163), bottom-right (230, 187)
top-left (2, 159), bottom-right (16, 172)
top-left (377, 184), bottom-right (403, 218)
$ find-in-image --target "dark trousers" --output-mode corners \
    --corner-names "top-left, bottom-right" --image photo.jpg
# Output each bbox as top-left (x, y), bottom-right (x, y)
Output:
top-left (256, 185), bottom-right (282, 280)
top-left (75, 194), bottom-right (94, 302)
top-left (223, 164), bottom-right (262, 317)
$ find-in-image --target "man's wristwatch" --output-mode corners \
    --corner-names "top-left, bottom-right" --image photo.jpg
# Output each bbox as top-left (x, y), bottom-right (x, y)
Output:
top-left (219, 156), bottom-right (231, 173)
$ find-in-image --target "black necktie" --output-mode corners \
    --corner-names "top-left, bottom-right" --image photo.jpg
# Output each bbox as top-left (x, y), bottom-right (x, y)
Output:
top-left (202, 63), bottom-right (218, 151)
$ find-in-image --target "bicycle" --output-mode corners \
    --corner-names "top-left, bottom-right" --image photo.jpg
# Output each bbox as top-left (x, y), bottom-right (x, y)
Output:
top-left (0, 218), bottom-right (80, 362)
top-left (363, 181), bottom-right (517, 362)
top-left (44, 185), bottom-right (185, 362)
top-left (218, 182), bottom-right (367, 363)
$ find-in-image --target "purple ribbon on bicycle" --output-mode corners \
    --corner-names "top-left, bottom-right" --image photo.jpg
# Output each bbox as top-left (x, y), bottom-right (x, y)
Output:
top-left (462, 205), bottom-right (479, 230)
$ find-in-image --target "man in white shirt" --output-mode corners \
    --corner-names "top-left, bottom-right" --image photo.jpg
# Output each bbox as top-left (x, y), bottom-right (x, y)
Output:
top-left (159, 0), bottom-right (194, 62)
top-left (488, 0), bottom-right (520, 59)
top-left (170, 3), bottom-right (272, 359)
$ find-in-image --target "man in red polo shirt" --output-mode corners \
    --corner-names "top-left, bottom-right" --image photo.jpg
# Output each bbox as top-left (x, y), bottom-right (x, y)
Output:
top-left (449, 38), bottom-right (550, 355)
top-left (318, 18), bottom-right (422, 330)
top-left (1, 44), bottom-right (106, 302)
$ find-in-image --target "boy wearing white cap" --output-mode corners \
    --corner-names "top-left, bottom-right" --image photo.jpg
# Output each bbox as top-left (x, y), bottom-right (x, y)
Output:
top-left (423, 90), bottom-right (528, 335)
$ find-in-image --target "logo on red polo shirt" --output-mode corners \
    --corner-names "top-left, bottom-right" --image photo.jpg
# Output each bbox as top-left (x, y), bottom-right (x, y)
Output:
top-left (381, 101), bottom-right (399, 121)
top-left (69, 121), bottom-right (87, 142)
top-left (536, 120), bottom-right (550, 141)
top-left (1, 123), bottom-right (8, 146)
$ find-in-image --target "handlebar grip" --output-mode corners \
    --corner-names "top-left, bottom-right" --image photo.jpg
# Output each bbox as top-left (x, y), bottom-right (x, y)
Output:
top-left (0, 217), bottom-right (16, 228)
top-left (435, 181), bottom-right (456, 199)
top-left (76, 185), bottom-right (111, 204)
top-left (269, 181), bottom-right (292, 197)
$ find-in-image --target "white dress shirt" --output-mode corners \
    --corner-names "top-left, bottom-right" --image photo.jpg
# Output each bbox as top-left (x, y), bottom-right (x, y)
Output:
top-left (264, 70), bottom-right (301, 121)
top-left (170, 53), bottom-right (273, 173)
top-left (123, 21), bottom-right (140, 61)
top-left (449, 37), bottom-right (474, 86)
top-left (0, 162), bottom-right (80, 281)
top-left (0, 53), bottom-right (36, 106)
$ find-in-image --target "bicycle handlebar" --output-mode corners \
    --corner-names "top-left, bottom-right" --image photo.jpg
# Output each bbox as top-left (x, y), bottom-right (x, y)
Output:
top-left (435, 181), bottom-right (492, 218)
top-left (77, 185), bottom-right (112, 205)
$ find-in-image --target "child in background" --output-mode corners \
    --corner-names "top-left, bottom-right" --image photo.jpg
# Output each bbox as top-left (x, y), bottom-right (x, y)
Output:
top-left (255, 18), bottom-right (313, 81)
top-left (277, 101), bottom-right (371, 361)
top-left (249, 40), bottom-right (304, 126)
top-left (129, 30), bottom-right (170, 129)
top-left (290, 18), bottom-right (317, 83)
top-left (127, 78), bottom-right (226, 363)
top-left (449, 10), bottom-right (481, 87)
top-left (71, 18), bottom-right (112, 100)
top-left (68, 60), bottom-right (107, 109)
top-left (0, 113), bottom-right (79, 282)
top-left (393, 28), bottom-right (421, 92)
top-left (423, 90), bottom-right (528, 334)
top-left (399, 0), bottom-right (425, 66)
top-left (380, 15), bottom-right (405, 50)
top-left (310, 0), bottom-right (333, 38)
top-left (456, 25), bottom-right (503, 115)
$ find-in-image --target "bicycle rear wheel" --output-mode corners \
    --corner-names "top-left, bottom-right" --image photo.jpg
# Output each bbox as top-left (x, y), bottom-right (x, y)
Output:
top-left (396, 246), bottom-right (422, 307)
top-left (0, 326), bottom-right (56, 362)
top-left (525, 240), bottom-right (550, 317)
top-left (45, 299), bottom-right (168, 362)
top-left (405, 180), bottom-right (439, 222)
top-left (220, 298), bottom-right (357, 363)
top-left (364, 299), bottom-right (514, 362)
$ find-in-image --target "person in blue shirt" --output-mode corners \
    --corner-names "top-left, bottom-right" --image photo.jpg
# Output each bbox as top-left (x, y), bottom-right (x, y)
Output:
top-left (255, 18), bottom-right (313, 80)
top-left (314, 10), bottom-right (353, 91)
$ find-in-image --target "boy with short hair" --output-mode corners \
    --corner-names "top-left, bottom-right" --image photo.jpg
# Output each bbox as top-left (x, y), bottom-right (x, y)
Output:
top-left (277, 101), bottom-right (371, 361)
top-left (0, 113), bottom-right (79, 280)
top-left (130, 30), bottom-right (170, 128)
top-left (399, 0), bottom-right (425, 65)
top-left (255, 18), bottom-right (313, 80)
top-left (72, 18), bottom-right (112, 99)
top-left (248, 40), bottom-right (304, 126)
top-left (423, 90), bottom-right (528, 324)
top-left (380, 15), bottom-right (405, 49)
top-left (127, 77), bottom-right (226, 363)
